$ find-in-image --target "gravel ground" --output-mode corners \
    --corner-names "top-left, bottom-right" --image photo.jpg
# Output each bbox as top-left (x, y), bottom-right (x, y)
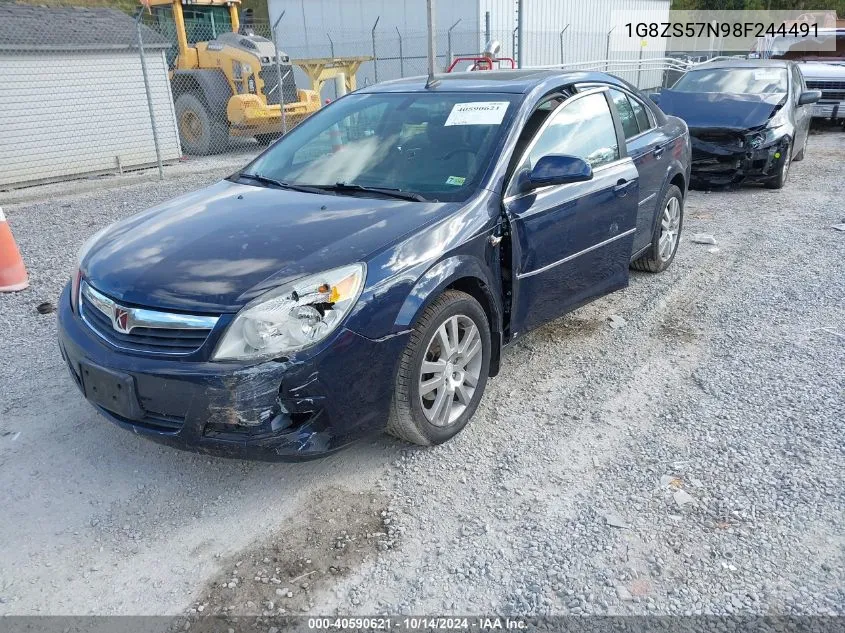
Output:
top-left (0, 127), bottom-right (842, 620)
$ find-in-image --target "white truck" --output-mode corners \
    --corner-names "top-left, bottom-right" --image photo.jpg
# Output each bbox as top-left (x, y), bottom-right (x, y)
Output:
top-left (757, 25), bottom-right (845, 123)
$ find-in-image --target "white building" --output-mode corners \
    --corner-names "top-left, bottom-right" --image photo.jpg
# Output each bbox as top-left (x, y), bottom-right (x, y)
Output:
top-left (267, 0), bottom-right (670, 95)
top-left (0, 5), bottom-right (182, 189)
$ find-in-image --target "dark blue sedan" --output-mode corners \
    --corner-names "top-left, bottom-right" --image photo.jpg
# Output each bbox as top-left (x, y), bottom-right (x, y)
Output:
top-left (58, 70), bottom-right (691, 460)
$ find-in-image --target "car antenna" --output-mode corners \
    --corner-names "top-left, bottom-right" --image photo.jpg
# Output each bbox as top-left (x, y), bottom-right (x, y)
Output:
top-left (425, 0), bottom-right (440, 89)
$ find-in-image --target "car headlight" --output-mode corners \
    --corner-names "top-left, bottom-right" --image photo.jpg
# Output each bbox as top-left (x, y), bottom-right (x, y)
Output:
top-left (748, 132), bottom-right (765, 149)
top-left (212, 264), bottom-right (366, 361)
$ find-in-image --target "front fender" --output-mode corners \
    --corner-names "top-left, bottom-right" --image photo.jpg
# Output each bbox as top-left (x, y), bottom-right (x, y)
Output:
top-left (394, 255), bottom-right (498, 330)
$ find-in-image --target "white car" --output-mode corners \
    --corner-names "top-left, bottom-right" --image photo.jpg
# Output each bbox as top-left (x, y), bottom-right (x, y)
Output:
top-left (799, 60), bottom-right (845, 121)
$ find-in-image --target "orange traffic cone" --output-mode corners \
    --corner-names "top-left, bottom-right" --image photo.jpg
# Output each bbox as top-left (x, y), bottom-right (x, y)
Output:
top-left (0, 207), bottom-right (29, 292)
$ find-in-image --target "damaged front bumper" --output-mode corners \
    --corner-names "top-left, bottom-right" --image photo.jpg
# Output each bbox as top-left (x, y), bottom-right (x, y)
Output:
top-left (56, 284), bottom-right (408, 461)
top-left (689, 128), bottom-right (790, 187)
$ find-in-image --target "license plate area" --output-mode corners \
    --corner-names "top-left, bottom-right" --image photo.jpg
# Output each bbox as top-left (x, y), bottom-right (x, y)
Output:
top-left (80, 361), bottom-right (144, 420)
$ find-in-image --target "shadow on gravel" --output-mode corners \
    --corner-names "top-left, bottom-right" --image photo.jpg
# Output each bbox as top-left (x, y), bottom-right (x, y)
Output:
top-left (172, 486), bottom-right (393, 630)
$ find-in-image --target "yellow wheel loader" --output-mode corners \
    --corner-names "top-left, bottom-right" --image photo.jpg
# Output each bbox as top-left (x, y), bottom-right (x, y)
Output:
top-left (144, 0), bottom-right (320, 154)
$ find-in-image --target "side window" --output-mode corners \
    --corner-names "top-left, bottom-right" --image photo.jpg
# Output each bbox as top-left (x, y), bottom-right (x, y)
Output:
top-left (509, 92), bottom-right (619, 194)
top-left (629, 96), bottom-right (652, 133)
top-left (609, 89), bottom-right (640, 139)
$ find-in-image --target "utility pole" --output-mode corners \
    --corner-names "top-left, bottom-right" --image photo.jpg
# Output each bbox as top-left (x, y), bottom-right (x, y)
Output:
top-left (516, 0), bottom-right (525, 68)
top-left (426, 0), bottom-right (436, 78)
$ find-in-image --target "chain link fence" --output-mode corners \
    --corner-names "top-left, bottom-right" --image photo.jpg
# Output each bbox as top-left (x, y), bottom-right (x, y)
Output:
top-left (1, 4), bottom-right (677, 191)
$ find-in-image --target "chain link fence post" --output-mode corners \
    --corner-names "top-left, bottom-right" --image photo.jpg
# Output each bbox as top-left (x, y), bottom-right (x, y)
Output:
top-left (605, 26), bottom-right (616, 71)
top-left (271, 10), bottom-right (287, 135)
top-left (484, 11), bottom-right (491, 45)
top-left (559, 25), bottom-right (569, 64)
top-left (447, 19), bottom-right (461, 71)
top-left (136, 12), bottom-right (164, 180)
top-left (372, 17), bottom-right (381, 83)
top-left (396, 27), bottom-right (404, 77)
top-left (636, 45), bottom-right (644, 88)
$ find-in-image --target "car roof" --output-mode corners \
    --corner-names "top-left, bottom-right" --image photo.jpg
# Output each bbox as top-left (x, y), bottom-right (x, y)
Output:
top-left (691, 59), bottom-right (792, 70)
top-left (356, 69), bottom-right (635, 95)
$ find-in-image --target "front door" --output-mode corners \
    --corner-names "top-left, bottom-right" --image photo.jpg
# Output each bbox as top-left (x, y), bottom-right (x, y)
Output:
top-left (791, 64), bottom-right (811, 155)
top-left (504, 90), bottom-right (640, 336)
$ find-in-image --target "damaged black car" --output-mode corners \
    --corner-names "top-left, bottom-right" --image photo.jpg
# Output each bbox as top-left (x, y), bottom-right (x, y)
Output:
top-left (654, 60), bottom-right (820, 189)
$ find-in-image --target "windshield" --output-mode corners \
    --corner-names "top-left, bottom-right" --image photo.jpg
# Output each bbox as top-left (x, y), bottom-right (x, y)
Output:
top-left (153, 6), bottom-right (233, 44)
top-left (240, 92), bottom-right (519, 202)
top-left (672, 68), bottom-right (788, 94)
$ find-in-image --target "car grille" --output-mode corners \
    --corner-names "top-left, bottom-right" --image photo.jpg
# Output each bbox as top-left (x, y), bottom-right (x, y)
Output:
top-left (259, 64), bottom-right (299, 106)
top-left (690, 129), bottom-right (745, 149)
top-left (79, 282), bottom-right (216, 356)
top-left (806, 80), bottom-right (845, 101)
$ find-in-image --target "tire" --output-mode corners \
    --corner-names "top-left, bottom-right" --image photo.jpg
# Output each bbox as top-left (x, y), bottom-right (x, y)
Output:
top-left (387, 290), bottom-right (491, 446)
top-left (175, 93), bottom-right (228, 156)
top-left (765, 141), bottom-right (791, 189)
top-left (255, 133), bottom-right (282, 146)
top-left (632, 184), bottom-right (684, 274)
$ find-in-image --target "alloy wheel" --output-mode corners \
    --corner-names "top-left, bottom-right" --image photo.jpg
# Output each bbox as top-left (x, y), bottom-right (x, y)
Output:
top-left (418, 314), bottom-right (483, 427)
top-left (658, 196), bottom-right (681, 262)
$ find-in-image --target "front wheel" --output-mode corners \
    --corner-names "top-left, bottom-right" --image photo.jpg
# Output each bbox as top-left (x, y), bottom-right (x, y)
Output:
top-left (765, 141), bottom-right (791, 189)
top-left (175, 93), bottom-right (228, 156)
top-left (387, 290), bottom-right (491, 446)
top-left (632, 184), bottom-right (684, 273)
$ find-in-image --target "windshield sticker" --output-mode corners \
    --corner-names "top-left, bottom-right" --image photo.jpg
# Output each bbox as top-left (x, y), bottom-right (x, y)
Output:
top-left (444, 102), bottom-right (510, 126)
top-left (445, 176), bottom-right (466, 186)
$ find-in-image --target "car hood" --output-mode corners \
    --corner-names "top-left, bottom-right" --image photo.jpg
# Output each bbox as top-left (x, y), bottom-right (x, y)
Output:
top-left (82, 180), bottom-right (460, 312)
top-left (658, 91), bottom-right (786, 130)
top-left (797, 61), bottom-right (845, 79)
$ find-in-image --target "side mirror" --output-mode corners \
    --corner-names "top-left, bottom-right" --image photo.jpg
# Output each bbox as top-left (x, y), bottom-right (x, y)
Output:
top-left (520, 154), bottom-right (592, 192)
top-left (798, 90), bottom-right (822, 105)
top-left (649, 92), bottom-right (661, 104)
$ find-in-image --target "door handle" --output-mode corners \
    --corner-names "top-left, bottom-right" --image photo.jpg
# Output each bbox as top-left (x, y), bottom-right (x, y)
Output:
top-left (653, 144), bottom-right (665, 159)
top-left (613, 179), bottom-right (633, 197)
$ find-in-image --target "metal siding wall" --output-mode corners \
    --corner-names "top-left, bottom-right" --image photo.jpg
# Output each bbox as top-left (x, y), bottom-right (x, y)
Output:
top-left (264, 0), bottom-right (669, 91)
top-left (477, 0), bottom-right (669, 88)
top-left (267, 0), bottom-right (477, 47)
top-left (524, 0), bottom-right (670, 88)
top-left (478, 0), bottom-right (517, 59)
top-left (0, 51), bottom-right (181, 188)
top-left (267, 0), bottom-right (479, 93)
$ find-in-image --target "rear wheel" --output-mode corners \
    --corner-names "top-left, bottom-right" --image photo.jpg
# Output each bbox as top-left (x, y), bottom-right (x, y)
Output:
top-left (175, 93), bottom-right (228, 156)
top-left (632, 184), bottom-right (684, 273)
top-left (387, 291), bottom-right (491, 446)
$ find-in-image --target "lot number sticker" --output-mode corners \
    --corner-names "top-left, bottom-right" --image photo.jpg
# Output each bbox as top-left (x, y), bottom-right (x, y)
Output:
top-left (445, 102), bottom-right (510, 126)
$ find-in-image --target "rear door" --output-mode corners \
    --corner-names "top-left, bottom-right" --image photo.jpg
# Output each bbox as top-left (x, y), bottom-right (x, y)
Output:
top-left (504, 89), bottom-right (639, 336)
top-left (611, 89), bottom-right (673, 254)
top-left (579, 84), bottom-right (673, 255)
